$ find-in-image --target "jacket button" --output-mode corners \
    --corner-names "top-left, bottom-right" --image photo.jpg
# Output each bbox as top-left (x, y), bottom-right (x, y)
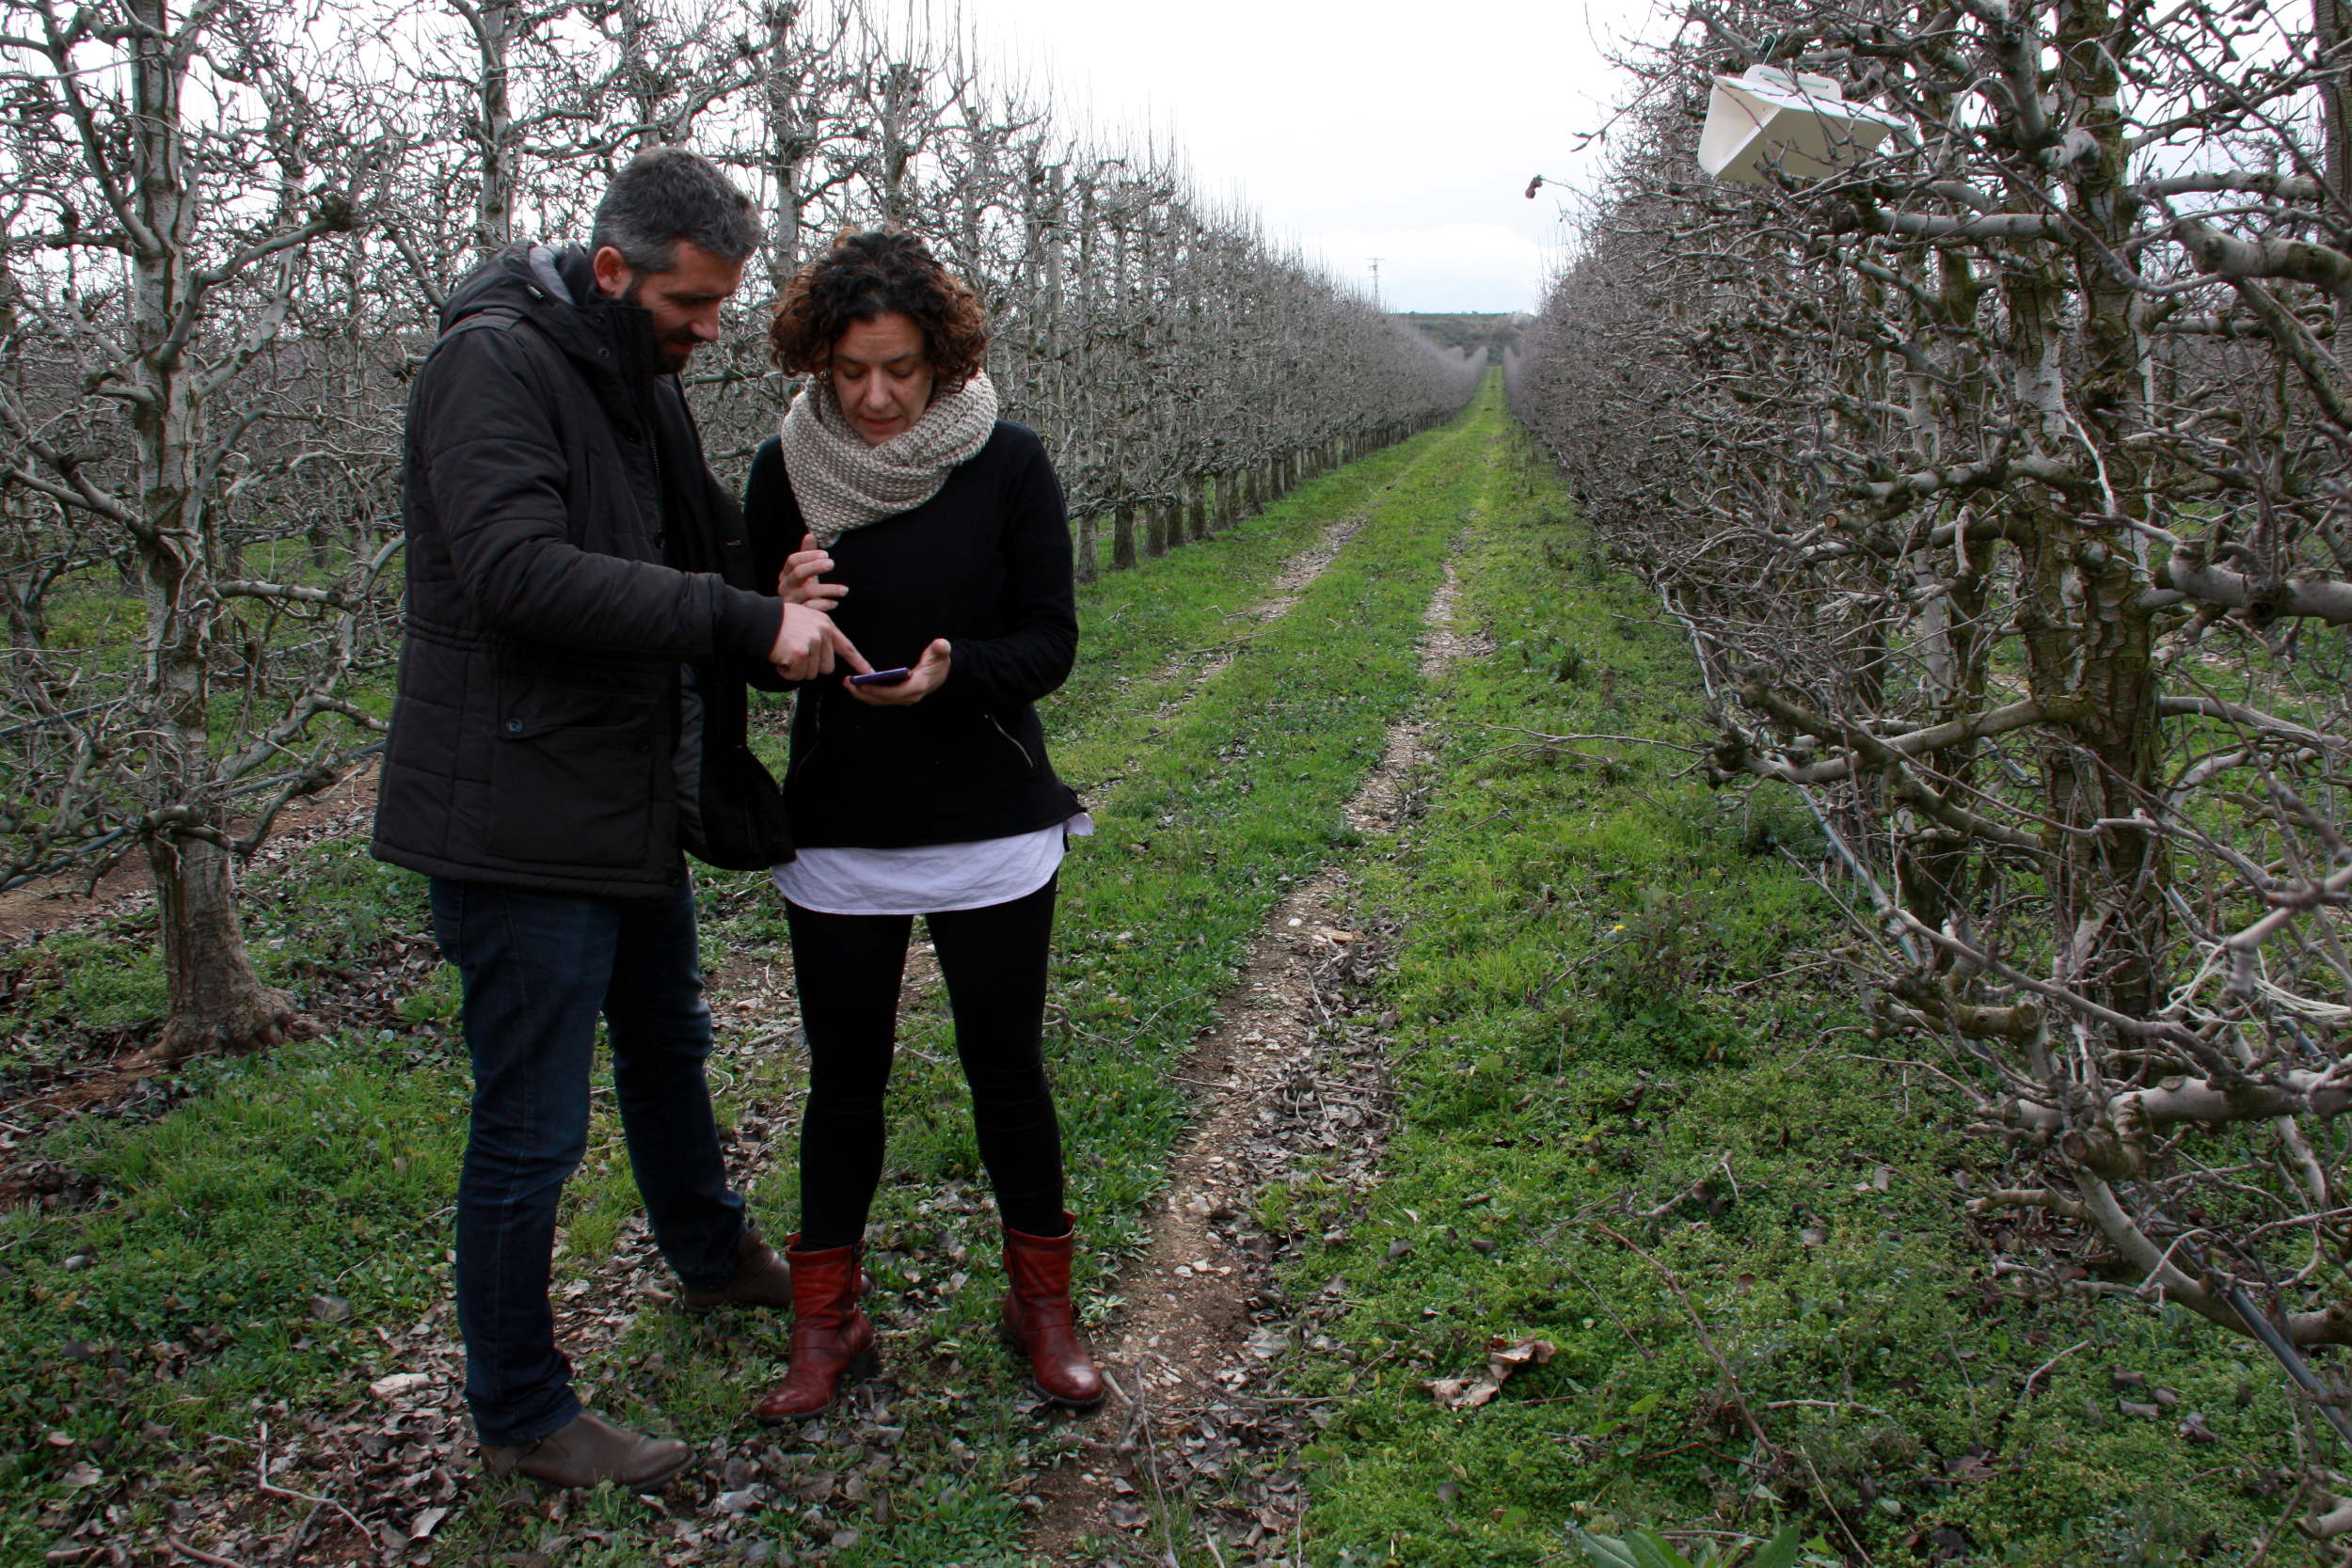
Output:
top-left (504, 719), bottom-right (523, 734)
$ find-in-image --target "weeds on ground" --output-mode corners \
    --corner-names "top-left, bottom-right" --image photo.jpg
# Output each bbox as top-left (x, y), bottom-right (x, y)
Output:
top-left (1281, 433), bottom-right (2308, 1567)
top-left (505, 395), bottom-right (1493, 1565)
top-left (0, 406), bottom-right (1481, 1565)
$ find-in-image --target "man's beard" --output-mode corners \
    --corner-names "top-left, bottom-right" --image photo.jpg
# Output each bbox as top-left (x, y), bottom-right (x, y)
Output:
top-left (619, 276), bottom-right (703, 372)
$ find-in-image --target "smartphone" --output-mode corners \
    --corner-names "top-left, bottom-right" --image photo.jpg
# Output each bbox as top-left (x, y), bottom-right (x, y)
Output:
top-left (849, 667), bottom-right (913, 687)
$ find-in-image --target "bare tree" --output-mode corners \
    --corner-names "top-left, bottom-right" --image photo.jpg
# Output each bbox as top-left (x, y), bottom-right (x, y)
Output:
top-left (0, 0), bottom-right (391, 1056)
top-left (1518, 0), bottom-right (2352, 1529)
top-left (0, 0), bottom-right (1477, 1065)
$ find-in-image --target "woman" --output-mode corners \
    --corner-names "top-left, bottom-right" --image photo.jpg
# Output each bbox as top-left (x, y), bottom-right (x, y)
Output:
top-left (743, 229), bottom-right (1103, 1421)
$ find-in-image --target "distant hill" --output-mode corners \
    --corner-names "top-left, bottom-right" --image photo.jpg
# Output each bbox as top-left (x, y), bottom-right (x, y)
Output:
top-left (1394, 312), bottom-right (1525, 358)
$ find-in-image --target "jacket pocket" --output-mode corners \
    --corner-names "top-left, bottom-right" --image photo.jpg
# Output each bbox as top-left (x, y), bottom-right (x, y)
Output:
top-left (487, 693), bottom-right (658, 868)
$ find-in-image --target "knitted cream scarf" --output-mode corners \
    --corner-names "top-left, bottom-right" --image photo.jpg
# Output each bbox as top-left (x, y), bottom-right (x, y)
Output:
top-left (777, 371), bottom-right (999, 546)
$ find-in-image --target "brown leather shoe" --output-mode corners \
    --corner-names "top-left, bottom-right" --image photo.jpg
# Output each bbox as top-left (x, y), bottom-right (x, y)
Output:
top-left (751, 1236), bottom-right (876, 1423)
top-left (480, 1409), bottom-right (691, 1490)
top-left (682, 1223), bottom-right (793, 1312)
top-left (1000, 1212), bottom-right (1104, 1409)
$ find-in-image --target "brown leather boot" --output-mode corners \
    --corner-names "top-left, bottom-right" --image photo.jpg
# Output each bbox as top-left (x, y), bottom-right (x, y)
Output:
top-left (682, 1223), bottom-right (792, 1312)
top-left (750, 1236), bottom-right (875, 1423)
top-left (481, 1409), bottom-right (691, 1490)
top-left (1000, 1212), bottom-right (1104, 1409)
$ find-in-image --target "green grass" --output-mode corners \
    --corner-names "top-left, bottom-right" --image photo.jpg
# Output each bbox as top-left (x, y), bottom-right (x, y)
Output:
top-left (0, 402), bottom-right (1487, 1565)
top-left (7, 385), bottom-right (2296, 1566)
top-left (431, 390), bottom-right (1498, 1565)
top-left (1275, 425), bottom-right (2308, 1568)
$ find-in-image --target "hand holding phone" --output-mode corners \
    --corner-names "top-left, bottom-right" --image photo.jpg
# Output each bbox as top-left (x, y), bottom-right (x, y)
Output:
top-left (844, 640), bottom-right (950, 706)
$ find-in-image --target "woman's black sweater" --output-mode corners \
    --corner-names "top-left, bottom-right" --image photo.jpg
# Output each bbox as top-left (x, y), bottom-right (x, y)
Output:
top-left (744, 420), bottom-right (1084, 850)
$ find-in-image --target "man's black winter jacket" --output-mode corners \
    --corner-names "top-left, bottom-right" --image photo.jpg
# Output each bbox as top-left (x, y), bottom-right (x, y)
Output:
top-left (744, 422), bottom-right (1083, 849)
top-left (373, 244), bottom-right (789, 896)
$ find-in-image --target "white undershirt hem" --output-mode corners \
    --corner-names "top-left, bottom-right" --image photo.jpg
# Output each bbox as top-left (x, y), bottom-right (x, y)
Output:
top-left (771, 812), bottom-right (1093, 916)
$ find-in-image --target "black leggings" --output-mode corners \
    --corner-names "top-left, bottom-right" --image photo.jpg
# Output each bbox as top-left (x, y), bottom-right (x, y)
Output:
top-left (785, 877), bottom-right (1066, 1248)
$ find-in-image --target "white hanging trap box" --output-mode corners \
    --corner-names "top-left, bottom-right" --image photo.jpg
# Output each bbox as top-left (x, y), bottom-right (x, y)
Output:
top-left (1698, 65), bottom-right (1904, 183)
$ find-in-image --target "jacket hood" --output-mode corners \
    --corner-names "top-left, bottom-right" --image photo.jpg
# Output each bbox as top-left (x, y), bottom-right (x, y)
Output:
top-left (439, 242), bottom-right (667, 380)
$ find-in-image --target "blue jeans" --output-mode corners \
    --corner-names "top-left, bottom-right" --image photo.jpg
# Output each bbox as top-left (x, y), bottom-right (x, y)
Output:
top-left (429, 872), bottom-right (745, 1447)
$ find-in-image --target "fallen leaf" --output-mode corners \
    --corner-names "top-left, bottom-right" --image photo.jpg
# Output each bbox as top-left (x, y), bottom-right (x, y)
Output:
top-left (1425, 1376), bottom-right (1502, 1410)
top-left (1427, 1338), bottom-right (1555, 1410)
top-left (409, 1507), bottom-right (449, 1541)
top-left (370, 1371), bottom-right (431, 1400)
top-left (1245, 1327), bottom-right (1292, 1359)
top-left (1486, 1337), bottom-right (1556, 1380)
top-left (58, 1460), bottom-right (101, 1489)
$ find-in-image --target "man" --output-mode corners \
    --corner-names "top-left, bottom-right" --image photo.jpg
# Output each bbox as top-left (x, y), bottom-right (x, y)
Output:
top-left (373, 148), bottom-right (858, 1489)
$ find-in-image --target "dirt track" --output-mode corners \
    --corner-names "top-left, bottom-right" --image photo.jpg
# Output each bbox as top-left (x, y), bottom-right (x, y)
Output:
top-left (1025, 562), bottom-right (1471, 1563)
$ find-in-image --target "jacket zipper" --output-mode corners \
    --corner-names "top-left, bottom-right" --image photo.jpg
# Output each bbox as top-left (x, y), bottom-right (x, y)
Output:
top-left (988, 714), bottom-right (1037, 773)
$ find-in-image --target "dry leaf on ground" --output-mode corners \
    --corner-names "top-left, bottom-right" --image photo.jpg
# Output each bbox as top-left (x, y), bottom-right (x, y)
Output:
top-left (1425, 1336), bottom-right (1556, 1411)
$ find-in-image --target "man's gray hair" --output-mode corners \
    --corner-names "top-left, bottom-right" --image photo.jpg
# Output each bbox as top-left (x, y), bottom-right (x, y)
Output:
top-left (591, 147), bottom-right (762, 273)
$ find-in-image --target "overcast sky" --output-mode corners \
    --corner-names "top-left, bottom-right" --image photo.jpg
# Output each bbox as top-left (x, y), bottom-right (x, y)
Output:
top-left (975, 0), bottom-right (1672, 315)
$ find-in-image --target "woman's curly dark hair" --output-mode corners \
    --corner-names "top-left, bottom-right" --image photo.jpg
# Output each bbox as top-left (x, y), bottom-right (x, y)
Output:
top-left (768, 229), bottom-right (989, 388)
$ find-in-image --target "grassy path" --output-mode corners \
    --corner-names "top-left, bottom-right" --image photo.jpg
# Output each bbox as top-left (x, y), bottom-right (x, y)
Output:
top-left (7, 382), bottom-right (2300, 1568)
top-left (1268, 421), bottom-right (2308, 1567)
top-left (1027, 447), bottom-right (1501, 1562)
top-left (640, 392), bottom-right (1494, 1564)
top-left (0, 396), bottom-right (1484, 1566)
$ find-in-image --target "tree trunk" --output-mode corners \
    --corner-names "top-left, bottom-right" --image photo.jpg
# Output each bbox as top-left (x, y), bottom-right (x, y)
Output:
top-left (144, 832), bottom-right (294, 1061)
top-left (125, 0), bottom-right (297, 1062)
top-left (614, 0), bottom-right (661, 150)
top-left (1112, 506), bottom-right (1137, 571)
top-left (455, 0), bottom-right (520, 256)
top-left (762, 2), bottom-right (814, 290)
top-left (2051, 0), bottom-right (2165, 1017)
top-left (876, 60), bottom-right (917, 226)
top-left (2319, 0), bottom-right (2352, 205)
